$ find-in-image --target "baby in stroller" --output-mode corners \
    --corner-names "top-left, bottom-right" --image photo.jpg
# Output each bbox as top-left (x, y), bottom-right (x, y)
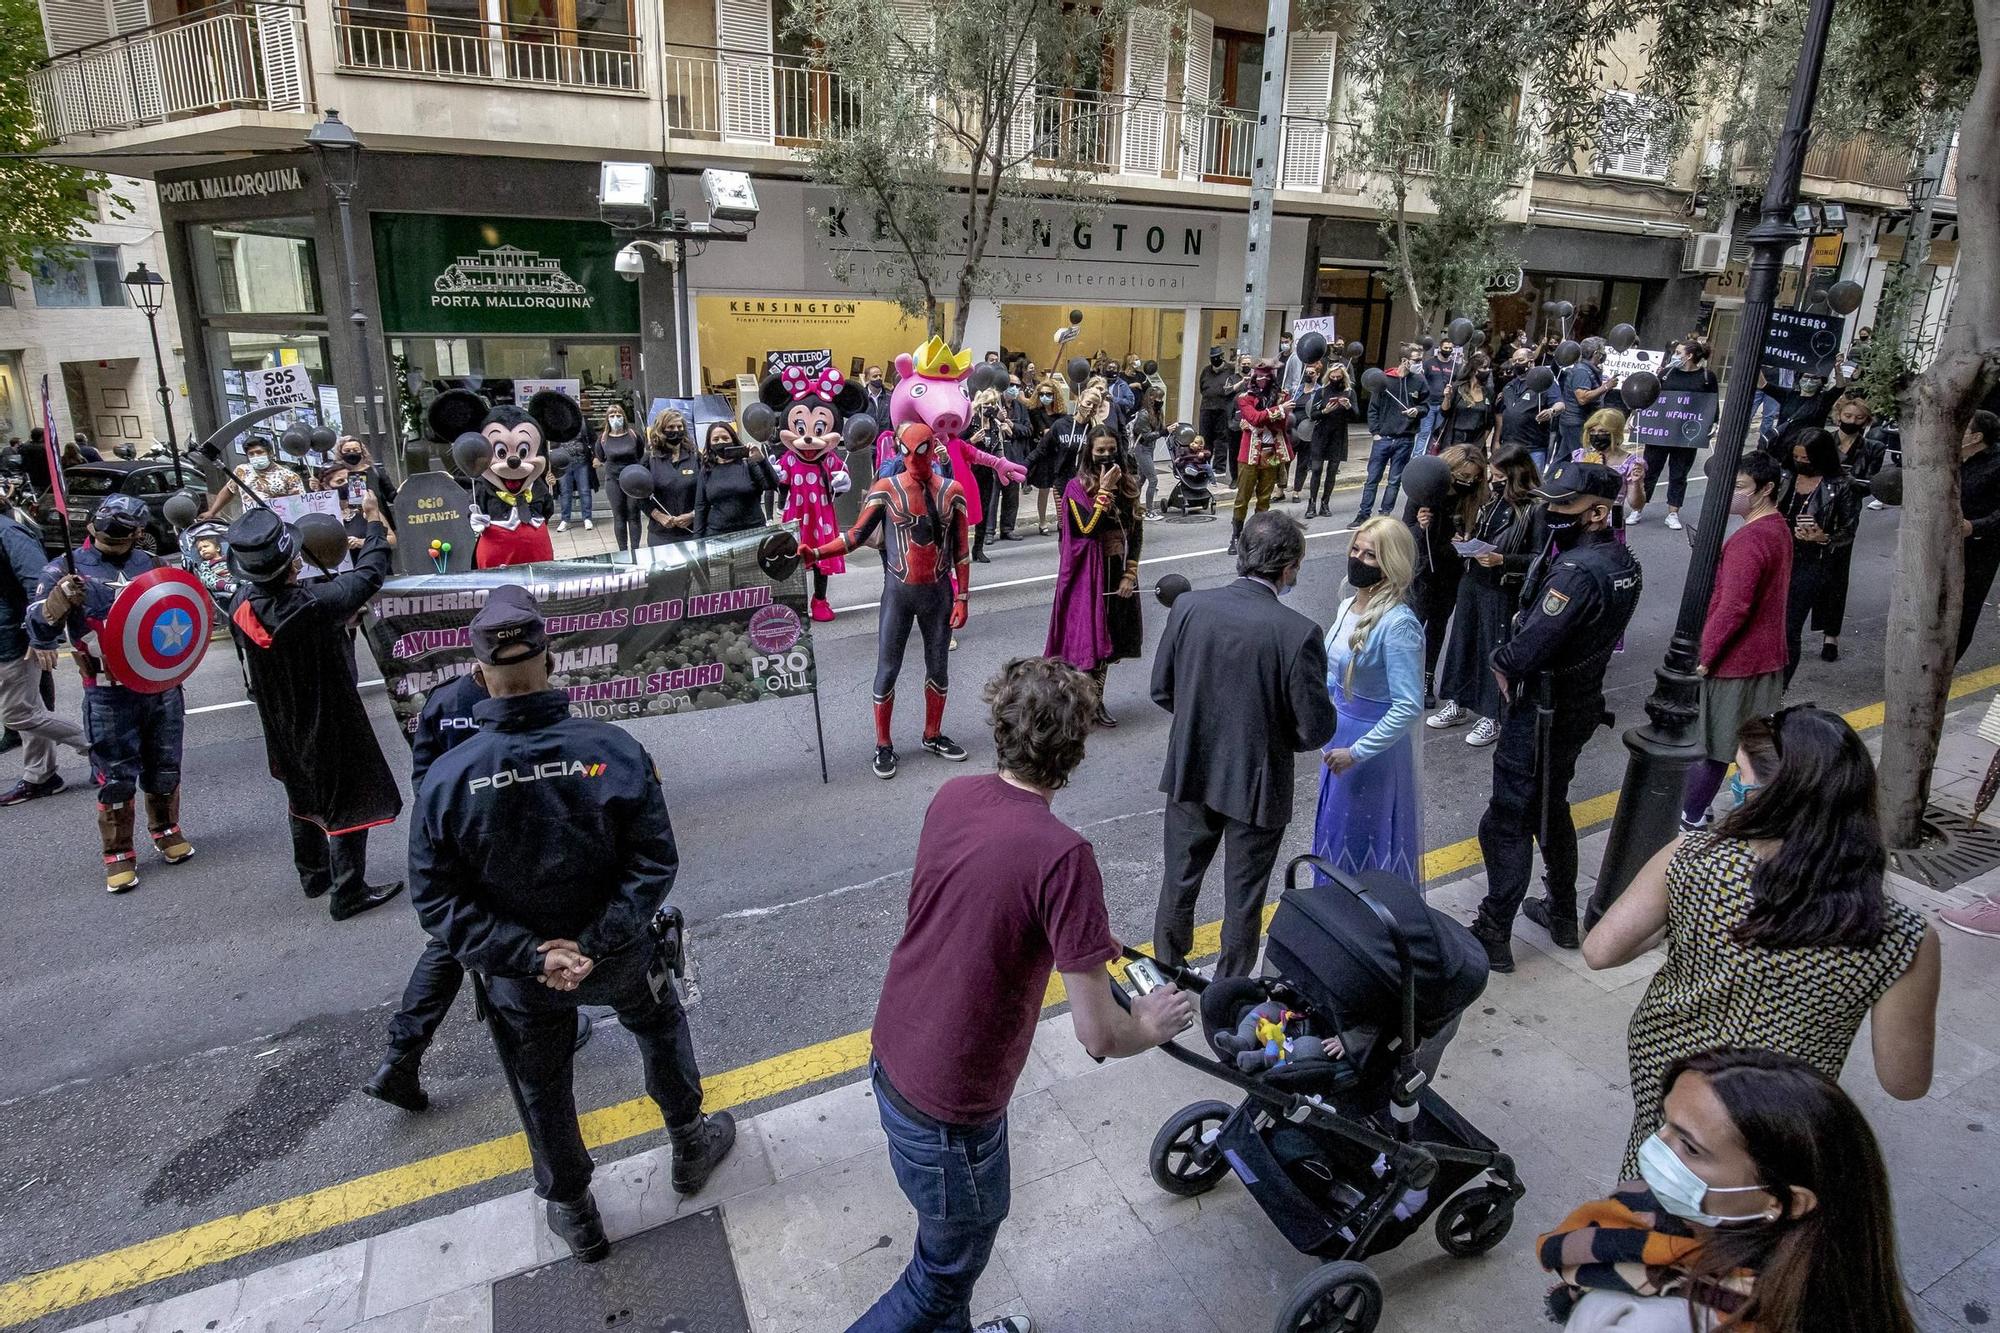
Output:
top-left (1135, 857), bottom-right (1521, 1333)
top-left (1161, 424), bottom-right (1216, 516)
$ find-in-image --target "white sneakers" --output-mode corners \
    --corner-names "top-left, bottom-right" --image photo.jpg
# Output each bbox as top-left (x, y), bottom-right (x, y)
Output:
top-left (584, 518), bottom-right (594, 530)
top-left (556, 520), bottom-right (570, 533)
top-left (1426, 701), bottom-right (1469, 729)
top-left (1628, 508), bottom-right (1644, 524)
top-left (1466, 717), bottom-right (1499, 746)
top-left (1665, 511), bottom-right (1684, 530)
top-left (1868, 497), bottom-right (1887, 511)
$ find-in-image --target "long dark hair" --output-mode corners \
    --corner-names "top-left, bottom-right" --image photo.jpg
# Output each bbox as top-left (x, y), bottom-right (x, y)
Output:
top-left (1711, 706), bottom-right (1888, 949)
top-left (1670, 1048), bottom-right (1916, 1333)
top-left (1783, 427), bottom-right (1843, 479)
top-left (1082, 424), bottom-right (1140, 508)
top-left (701, 421), bottom-right (744, 465)
top-left (1491, 444), bottom-right (1540, 507)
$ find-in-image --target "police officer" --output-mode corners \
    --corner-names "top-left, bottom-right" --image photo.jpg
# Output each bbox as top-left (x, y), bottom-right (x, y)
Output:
top-left (365, 667), bottom-right (591, 1112)
top-left (28, 494), bottom-right (195, 892)
top-left (407, 587), bottom-right (732, 1261)
top-left (1471, 461), bottom-right (1641, 972)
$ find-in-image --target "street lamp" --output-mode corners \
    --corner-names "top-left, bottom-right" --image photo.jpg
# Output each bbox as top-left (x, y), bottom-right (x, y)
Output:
top-left (1587, 0), bottom-right (1844, 924)
top-left (306, 109), bottom-right (386, 461)
top-left (1906, 170), bottom-right (1941, 210)
top-left (120, 261), bottom-right (185, 492)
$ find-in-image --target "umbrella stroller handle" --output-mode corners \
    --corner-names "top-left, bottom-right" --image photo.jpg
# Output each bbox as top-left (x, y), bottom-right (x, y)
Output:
top-left (1284, 855), bottom-right (1426, 1128)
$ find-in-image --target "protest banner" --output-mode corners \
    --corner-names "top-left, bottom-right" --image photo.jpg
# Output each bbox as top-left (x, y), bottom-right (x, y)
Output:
top-left (1760, 309), bottom-right (1842, 377)
top-left (764, 349), bottom-right (833, 378)
top-left (1291, 315), bottom-right (1338, 341)
top-left (1603, 347), bottom-right (1663, 385)
top-left (1628, 390), bottom-right (1720, 450)
top-left (360, 526), bottom-right (827, 774)
top-left (246, 365), bottom-right (314, 411)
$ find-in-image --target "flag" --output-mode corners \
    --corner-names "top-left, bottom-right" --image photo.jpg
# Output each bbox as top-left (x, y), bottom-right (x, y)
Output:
top-left (39, 375), bottom-right (67, 519)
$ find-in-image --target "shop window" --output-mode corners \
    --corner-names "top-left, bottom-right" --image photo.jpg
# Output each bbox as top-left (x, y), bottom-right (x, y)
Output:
top-left (695, 296), bottom-right (952, 399)
top-left (191, 219), bottom-right (321, 316)
top-left (30, 245), bottom-right (125, 308)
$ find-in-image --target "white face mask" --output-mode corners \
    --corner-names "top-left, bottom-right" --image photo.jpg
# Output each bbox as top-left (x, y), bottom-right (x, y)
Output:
top-left (1637, 1133), bottom-right (1776, 1228)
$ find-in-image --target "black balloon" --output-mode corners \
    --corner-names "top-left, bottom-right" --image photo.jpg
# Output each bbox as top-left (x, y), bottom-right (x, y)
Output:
top-left (309, 426), bottom-right (338, 455)
top-left (1469, 326), bottom-right (1490, 349)
top-left (1066, 357), bottom-right (1090, 391)
top-left (1400, 453), bottom-right (1452, 509)
top-left (741, 400), bottom-right (777, 444)
top-left (1295, 332), bottom-right (1327, 365)
top-left (280, 426), bottom-right (310, 457)
top-left (1068, 309), bottom-right (1084, 325)
top-left (1360, 367), bottom-right (1390, 393)
top-left (450, 432), bottom-right (491, 476)
top-left (295, 512), bottom-right (347, 571)
top-left (1542, 300), bottom-right (1559, 314)
top-left (1828, 280), bottom-right (1865, 315)
top-left (1621, 370), bottom-right (1661, 412)
top-left (1447, 317), bottom-right (1475, 345)
top-left (1607, 323), bottom-right (1639, 352)
top-left (618, 463), bottom-right (655, 499)
top-left (1554, 340), bottom-right (1582, 368)
top-left (1143, 358), bottom-right (1159, 375)
top-left (967, 362), bottom-right (1009, 395)
top-left (844, 414), bottom-right (879, 453)
top-left (1155, 573), bottom-right (1192, 607)
top-left (1172, 423), bottom-right (1197, 449)
top-left (758, 529), bottom-right (802, 582)
top-left (1346, 341), bottom-right (1364, 361)
top-left (1524, 366), bottom-right (1557, 393)
top-left (1419, 335), bottom-right (1436, 351)
top-left (1868, 465), bottom-right (1904, 506)
top-left (1556, 301), bottom-right (1575, 318)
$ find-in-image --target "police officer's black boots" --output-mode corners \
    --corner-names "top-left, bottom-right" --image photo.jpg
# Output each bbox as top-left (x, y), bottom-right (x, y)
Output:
top-left (545, 1192), bottom-right (610, 1263)
top-left (670, 1111), bottom-right (738, 1196)
top-left (1470, 915), bottom-right (1514, 974)
top-left (363, 1055), bottom-right (429, 1112)
top-left (1523, 896), bottom-right (1581, 949)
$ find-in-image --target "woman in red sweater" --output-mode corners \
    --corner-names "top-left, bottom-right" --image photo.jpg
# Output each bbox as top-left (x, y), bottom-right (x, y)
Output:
top-left (1682, 452), bottom-right (1793, 828)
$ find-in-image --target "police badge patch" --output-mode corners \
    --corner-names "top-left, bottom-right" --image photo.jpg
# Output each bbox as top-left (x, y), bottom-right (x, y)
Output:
top-left (1542, 588), bottom-right (1571, 617)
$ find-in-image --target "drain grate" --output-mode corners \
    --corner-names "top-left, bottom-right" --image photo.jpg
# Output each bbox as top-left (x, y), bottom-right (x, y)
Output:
top-left (491, 1206), bottom-right (749, 1333)
top-left (1888, 805), bottom-right (2000, 891)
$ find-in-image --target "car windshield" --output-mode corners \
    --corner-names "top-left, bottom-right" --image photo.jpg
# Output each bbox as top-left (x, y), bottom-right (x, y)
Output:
top-left (62, 472), bottom-right (125, 498)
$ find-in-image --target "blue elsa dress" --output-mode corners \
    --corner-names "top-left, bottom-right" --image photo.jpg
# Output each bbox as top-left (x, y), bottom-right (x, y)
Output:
top-left (1312, 595), bottom-right (1425, 885)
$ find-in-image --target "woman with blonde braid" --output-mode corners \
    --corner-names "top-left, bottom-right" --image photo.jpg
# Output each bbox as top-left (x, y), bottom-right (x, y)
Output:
top-left (1045, 426), bottom-right (1143, 726)
top-left (1311, 517), bottom-right (1424, 880)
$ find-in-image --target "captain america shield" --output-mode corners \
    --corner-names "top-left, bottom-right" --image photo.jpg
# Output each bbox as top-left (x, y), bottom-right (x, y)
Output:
top-left (99, 567), bottom-right (213, 694)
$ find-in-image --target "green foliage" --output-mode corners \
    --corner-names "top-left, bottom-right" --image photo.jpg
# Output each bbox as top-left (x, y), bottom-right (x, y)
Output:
top-left (0, 0), bottom-right (120, 282)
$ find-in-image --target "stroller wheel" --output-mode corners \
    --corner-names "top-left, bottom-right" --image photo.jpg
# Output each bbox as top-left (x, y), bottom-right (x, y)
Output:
top-left (1433, 1183), bottom-right (1517, 1257)
top-left (1274, 1261), bottom-right (1382, 1333)
top-left (1148, 1100), bottom-right (1234, 1197)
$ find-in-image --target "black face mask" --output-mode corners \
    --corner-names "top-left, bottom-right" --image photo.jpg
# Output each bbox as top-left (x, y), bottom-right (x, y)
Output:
top-left (1347, 556), bottom-right (1385, 588)
top-left (1838, 420), bottom-right (1864, 435)
top-left (1545, 506), bottom-right (1601, 550)
top-left (1792, 459), bottom-right (1819, 476)
top-left (341, 449), bottom-right (365, 464)
top-left (1209, 351), bottom-right (1224, 365)
top-left (1588, 432), bottom-right (1612, 449)
top-left (1453, 477), bottom-right (1477, 493)
top-left (1490, 478), bottom-right (1508, 497)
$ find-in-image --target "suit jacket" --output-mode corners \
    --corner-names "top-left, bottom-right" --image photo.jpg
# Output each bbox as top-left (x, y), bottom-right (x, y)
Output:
top-left (1151, 577), bottom-right (1338, 828)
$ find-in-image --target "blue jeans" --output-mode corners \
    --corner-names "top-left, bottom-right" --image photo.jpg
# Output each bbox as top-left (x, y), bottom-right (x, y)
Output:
top-left (83, 683), bottom-right (184, 805)
top-left (1352, 435), bottom-right (1414, 521)
top-left (851, 1064), bottom-right (1011, 1333)
top-left (1414, 403), bottom-right (1443, 456)
top-left (558, 464), bottom-right (594, 521)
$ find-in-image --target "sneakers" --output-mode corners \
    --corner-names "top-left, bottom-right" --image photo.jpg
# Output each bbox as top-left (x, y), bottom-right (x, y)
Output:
top-left (545, 1193), bottom-right (610, 1263)
top-left (873, 745), bottom-right (899, 780)
top-left (1679, 812), bottom-right (1711, 836)
top-left (1523, 896), bottom-right (1580, 949)
top-left (1426, 701), bottom-right (1469, 729)
top-left (1940, 894), bottom-right (2000, 939)
top-left (922, 733), bottom-right (969, 762)
top-left (0, 774), bottom-right (64, 806)
top-left (671, 1111), bottom-right (738, 1196)
top-left (583, 518), bottom-right (594, 530)
top-left (809, 597), bottom-right (835, 623)
top-left (556, 520), bottom-right (570, 533)
top-left (1470, 918), bottom-right (1514, 974)
top-left (363, 1057), bottom-right (429, 1112)
top-left (1868, 497), bottom-right (1887, 511)
top-left (1627, 508), bottom-right (1644, 525)
top-left (975, 1319), bottom-right (1033, 1333)
top-left (1665, 510), bottom-right (1683, 530)
top-left (1466, 717), bottom-right (1500, 747)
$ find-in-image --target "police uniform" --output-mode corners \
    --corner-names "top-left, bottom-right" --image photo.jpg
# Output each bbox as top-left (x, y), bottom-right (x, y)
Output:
top-left (26, 495), bottom-right (194, 891)
top-left (1473, 462), bottom-right (1641, 968)
top-left (406, 587), bottom-right (731, 1260)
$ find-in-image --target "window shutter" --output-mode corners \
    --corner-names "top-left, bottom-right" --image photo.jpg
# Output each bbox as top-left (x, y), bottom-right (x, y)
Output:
top-left (714, 0), bottom-right (773, 144)
top-left (1004, 34), bottom-right (1036, 161)
top-left (1596, 91), bottom-right (1671, 179)
top-left (1279, 30), bottom-right (1335, 188)
top-left (1178, 8), bottom-right (1213, 176)
top-left (1118, 16), bottom-right (1167, 175)
top-left (256, 3), bottom-right (307, 111)
top-left (41, 0), bottom-right (112, 54)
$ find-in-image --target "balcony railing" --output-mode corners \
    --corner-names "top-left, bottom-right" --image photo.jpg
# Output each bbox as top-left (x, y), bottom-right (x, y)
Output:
top-left (331, 6), bottom-right (641, 91)
top-left (29, 0), bottom-right (311, 141)
top-left (1801, 133), bottom-right (1912, 191)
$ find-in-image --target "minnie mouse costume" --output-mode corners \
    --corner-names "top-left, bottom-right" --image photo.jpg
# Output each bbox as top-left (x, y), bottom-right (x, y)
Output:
top-left (761, 364), bottom-right (867, 622)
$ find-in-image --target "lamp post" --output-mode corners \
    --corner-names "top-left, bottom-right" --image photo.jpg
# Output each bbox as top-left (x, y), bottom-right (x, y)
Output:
top-left (120, 261), bottom-right (185, 492)
top-left (1586, 0), bottom-right (1843, 925)
top-left (306, 109), bottom-right (386, 460)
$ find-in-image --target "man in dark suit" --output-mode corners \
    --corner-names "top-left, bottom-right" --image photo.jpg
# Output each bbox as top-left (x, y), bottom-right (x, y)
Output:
top-left (1151, 511), bottom-right (1338, 977)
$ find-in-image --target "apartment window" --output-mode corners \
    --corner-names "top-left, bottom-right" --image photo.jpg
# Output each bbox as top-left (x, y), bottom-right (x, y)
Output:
top-left (30, 245), bottom-right (125, 308)
top-left (1596, 91), bottom-right (1674, 180)
top-left (190, 219), bottom-right (321, 316)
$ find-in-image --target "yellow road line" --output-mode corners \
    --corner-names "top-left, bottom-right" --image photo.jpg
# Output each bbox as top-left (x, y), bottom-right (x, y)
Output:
top-left (8, 663), bottom-right (2000, 1327)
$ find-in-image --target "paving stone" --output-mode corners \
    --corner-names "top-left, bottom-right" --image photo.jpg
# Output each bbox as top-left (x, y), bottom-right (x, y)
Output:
top-left (347, 1286), bottom-right (491, 1333)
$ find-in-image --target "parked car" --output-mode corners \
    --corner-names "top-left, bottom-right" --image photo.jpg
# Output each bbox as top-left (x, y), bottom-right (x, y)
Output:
top-left (35, 460), bottom-right (183, 557)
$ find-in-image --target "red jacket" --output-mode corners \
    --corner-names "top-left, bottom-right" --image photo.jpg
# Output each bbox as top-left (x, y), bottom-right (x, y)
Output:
top-left (1700, 511), bottom-right (1792, 677)
top-left (1237, 392), bottom-right (1293, 466)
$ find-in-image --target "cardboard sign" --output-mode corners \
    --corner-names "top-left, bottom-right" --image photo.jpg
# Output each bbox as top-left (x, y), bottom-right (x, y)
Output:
top-left (515, 377), bottom-right (581, 403)
top-left (246, 365), bottom-right (314, 411)
top-left (765, 349), bottom-right (833, 378)
top-left (1760, 309), bottom-right (1842, 377)
top-left (265, 490), bottom-right (341, 525)
top-left (1603, 347), bottom-right (1663, 385)
top-left (1291, 315), bottom-right (1338, 340)
top-left (1628, 390), bottom-right (1720, 450)
top-left (391, 471), bottom-right (477, 574)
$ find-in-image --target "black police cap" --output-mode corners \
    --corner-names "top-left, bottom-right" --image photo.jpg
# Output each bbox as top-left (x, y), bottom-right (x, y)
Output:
top-left (470, 584), bottom-right (547, 665)
top-left (1535, 459), bottom-right (1622, 503)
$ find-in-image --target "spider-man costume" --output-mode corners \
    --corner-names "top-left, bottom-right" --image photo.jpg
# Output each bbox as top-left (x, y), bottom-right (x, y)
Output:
top-left (804, 422), bottom-right (970, 778)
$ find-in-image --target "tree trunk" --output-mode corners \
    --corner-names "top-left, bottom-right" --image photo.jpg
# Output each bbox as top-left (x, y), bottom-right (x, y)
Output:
top-left (949, 267), bottom-right (975, 349)
top-left (1879, 0), bottom-right (1999, 846)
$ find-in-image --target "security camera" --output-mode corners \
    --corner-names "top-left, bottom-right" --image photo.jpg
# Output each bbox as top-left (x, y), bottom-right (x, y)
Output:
top-left (615, 244), bottom-right (644, 282)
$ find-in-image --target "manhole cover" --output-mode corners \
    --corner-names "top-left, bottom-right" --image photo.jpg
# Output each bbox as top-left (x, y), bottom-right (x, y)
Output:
top-left (491, 1206), bottom-right (749, 1333)
top-left (1888, 805), bottom-right (2000, 891)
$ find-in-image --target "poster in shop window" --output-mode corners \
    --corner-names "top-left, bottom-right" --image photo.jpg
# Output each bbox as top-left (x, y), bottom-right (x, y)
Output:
top-left (359, 526), bottom-right (816, 734)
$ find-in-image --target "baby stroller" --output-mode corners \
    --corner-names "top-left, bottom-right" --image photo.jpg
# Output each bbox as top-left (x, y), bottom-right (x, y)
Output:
top-left (1125, 856), bottom-right (1521, 1333)
top-left (1160, 422), bottom-right (1217, 518)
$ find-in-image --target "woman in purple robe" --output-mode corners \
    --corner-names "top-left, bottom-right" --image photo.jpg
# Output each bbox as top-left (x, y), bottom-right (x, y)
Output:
top-left (1044, 425), bottom-right (1143, 726)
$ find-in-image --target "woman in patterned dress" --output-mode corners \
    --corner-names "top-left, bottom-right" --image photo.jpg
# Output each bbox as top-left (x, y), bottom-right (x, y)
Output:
top-left (1582, 705), bottom-right (1940, 1176)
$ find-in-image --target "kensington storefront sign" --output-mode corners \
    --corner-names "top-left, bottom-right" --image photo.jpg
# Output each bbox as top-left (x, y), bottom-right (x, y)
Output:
top-left (159, 166), bottom-right (307, 205)
top-left (371, 214), bottom-right (639, 336)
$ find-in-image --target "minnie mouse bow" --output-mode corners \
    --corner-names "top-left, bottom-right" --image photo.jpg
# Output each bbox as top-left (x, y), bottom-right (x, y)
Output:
top-left (779, 365), bottom-right (846, 401)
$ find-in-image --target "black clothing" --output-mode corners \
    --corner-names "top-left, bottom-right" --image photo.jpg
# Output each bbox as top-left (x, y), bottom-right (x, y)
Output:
top-left (598, 430), bottom-right (645, 552)
top-left (291, 815), bottom-right (372, 900)
top-left (1155, 799), bottom-right (1287, 980)
top-left (1765, 388), bottom-right (1832, 442)
top-left (1641, 446), bottom-right (1696, 508)
top-left (1406, 493), bottom-right (1474, 679)
top-left (410, 671), bottom-right (488, 788)
top-left (696, 456), bottom-right (778, 537)
top-left (595, 429), bottom-right (643, 473)
top-left (1658, 366), bottom-right (1719, 397)
top-left (1438, 497), bottom-right (1540, 718)
top-left (1031, 416), bottom-right (1089, 492)
top-left (1777, 472), bottom-right (1859, 683)
top-left (1959, 446), bottom-right (2000, 661)
top-left (1421, 356), bottom-right (1453, 401)
top-left (228, 526), bottom-right (401, 835)
top-left (1199, 364), bottom-right (1240, 412)
top-left (1444, 398), bottom-right (1496, 449)
top-left (1366, 371), bottom-right (1427, 438)
top-left (641, 447), bottom-right (703, 546)
top-left (1499, 377), bottom-right (1556, 457)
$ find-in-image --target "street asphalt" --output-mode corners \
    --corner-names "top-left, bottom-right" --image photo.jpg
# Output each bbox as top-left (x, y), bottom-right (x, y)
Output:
top-left (0, 473), bottom-right (1956, 1330)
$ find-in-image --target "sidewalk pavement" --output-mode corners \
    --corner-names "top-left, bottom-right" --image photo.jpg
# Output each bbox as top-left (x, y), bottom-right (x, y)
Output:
top-left (52, 709), bottom-right (2000, 1333)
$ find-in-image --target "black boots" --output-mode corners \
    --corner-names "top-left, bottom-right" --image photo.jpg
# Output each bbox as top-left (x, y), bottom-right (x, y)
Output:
top-left (364, 1056), bottom-right (429, 1112)
top-left (1523, 896), bottom-right (1581, 949)
top-left (1471, 916), bottom-right (1514, 974)
top-left (1228, 521), bottom-right (1242, 556)
top-left (671, 1111), bottom-right (738, 1196)
top-left (330, 880), bottom-right (406, 922)
top-left (546, 1192), bottom-right (611, 1263)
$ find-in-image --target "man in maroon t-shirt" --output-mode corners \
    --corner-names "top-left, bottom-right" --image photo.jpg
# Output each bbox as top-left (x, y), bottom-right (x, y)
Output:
top-left (854, 657), bottom-right (1193, 1333)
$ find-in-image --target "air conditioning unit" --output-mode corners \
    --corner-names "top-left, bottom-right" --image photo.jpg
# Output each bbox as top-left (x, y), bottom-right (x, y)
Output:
top-left (1683, 232), bottom-right (1730, 274)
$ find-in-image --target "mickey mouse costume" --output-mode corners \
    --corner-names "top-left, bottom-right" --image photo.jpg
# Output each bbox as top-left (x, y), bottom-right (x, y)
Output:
top-left (427, 388), bottom-right (584, 569)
